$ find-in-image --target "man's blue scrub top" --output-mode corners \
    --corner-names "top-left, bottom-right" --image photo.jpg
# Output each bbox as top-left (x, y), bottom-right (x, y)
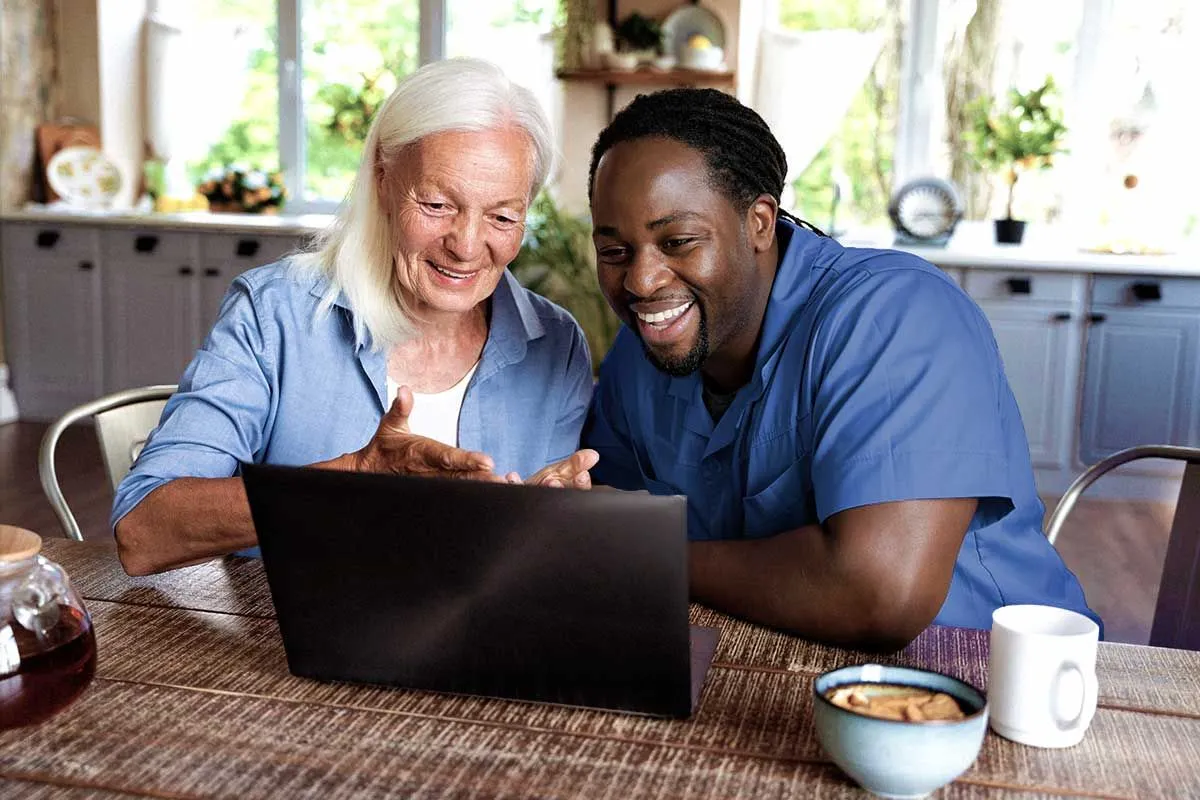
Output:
top-left (584, 220), bottom-right (1099, 632)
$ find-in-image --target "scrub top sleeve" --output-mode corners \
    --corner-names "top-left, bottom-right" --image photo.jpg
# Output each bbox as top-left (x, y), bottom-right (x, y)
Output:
top-left (808, 268), bottom-right (1015, 524)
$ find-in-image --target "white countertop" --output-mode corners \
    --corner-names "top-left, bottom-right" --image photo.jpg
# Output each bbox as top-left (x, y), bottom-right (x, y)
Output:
top-left (4, 209), bottom-right (1198, 277)
top-left (0, 208), bottom-right (335, 236)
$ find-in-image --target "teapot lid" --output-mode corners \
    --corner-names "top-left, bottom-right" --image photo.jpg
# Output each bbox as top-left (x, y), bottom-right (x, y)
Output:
top-left (0, 526), bottom-right (42, 562)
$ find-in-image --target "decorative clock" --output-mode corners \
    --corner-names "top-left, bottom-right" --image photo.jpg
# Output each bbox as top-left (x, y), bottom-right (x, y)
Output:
top-left (888, 178), bottom-right (963, 247)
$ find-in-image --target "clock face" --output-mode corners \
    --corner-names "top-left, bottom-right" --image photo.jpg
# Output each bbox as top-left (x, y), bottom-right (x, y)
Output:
top-left (891, 179), bottom-right (961, 241)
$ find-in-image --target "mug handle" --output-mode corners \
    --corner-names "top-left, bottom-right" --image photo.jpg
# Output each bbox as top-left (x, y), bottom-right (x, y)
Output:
top-left (1052, 661), bottom-right (1099, 732)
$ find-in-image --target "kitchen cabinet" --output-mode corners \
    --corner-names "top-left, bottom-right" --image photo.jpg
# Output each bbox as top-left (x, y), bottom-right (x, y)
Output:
top-left (1, 219), bottom-right (304, 420)
top-left (1079, 276), bottom-right (1200, 464)
top-left (965, 271), bottom-right (1084, 470)
top-left (1, 224), bottom-right (104, 417)
top-left (102, 229), bottom-right (201, 392)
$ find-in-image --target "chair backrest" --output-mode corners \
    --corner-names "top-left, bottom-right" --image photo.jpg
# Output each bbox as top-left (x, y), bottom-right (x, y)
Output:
top-left (39, 385), bottom-right (177, 541)
top-left (1047, 445), bottom-right (1200, 651)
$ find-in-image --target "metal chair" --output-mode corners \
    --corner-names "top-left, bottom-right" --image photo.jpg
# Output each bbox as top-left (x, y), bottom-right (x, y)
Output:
top-left (1046, 445), bottom-right (1200, 650)
top-left (39, 385), bottom-right (177, 541)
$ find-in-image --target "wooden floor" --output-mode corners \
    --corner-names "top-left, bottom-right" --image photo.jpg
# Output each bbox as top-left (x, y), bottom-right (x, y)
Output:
top-left (0, 421), bottom-right (1176, 645)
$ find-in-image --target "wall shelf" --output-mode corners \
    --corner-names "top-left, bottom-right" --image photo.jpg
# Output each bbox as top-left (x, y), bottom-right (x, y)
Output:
top-left (555, 68), bottom-right (736, 87)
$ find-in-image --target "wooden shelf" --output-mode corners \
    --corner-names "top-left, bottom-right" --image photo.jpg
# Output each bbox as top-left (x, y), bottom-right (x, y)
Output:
top-left (555, 68), bottom-right (736, 87)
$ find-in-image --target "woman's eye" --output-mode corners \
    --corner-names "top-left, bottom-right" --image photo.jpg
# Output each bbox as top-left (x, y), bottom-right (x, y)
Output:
top-left (421, 202), bottom-right (448, 212)
top-left (494, 215), bottom-right (520, 226)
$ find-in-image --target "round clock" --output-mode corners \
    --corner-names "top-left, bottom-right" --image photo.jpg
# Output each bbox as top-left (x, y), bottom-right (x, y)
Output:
top-left (888, 178), bottom-right (963, 245)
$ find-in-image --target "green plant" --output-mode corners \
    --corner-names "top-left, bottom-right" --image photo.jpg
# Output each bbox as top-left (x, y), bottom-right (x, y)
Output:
top-left (966, 76), bottom-right (1069, 220)
top-left (615, 12), bottom-right (663, 53)
top-left (319, 72), bottom-right (389, 146)
top-left (511, 192), bottom-right (621, 371)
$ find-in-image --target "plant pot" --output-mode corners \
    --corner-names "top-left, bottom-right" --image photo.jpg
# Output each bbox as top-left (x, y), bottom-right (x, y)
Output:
top-left (994, 218), bottom-right (1027, 245)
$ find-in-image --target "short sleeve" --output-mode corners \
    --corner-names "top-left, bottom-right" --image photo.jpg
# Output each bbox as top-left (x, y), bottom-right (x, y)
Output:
top-left (543, 319), bottom-right (595, 465)
top-left (809, 268), bottom-right (1015, 525)
top-left (110, 278), bottom-right (275, 531)
top-left (583, 331), bottom-right (648, 491)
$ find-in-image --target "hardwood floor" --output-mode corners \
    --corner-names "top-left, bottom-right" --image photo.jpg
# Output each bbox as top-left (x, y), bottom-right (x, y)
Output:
top-left (0, 420), bottom-right (1177, 644)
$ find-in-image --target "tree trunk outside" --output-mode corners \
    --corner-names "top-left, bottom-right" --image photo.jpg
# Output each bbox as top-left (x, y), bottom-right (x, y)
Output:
top-left (943, 0), bottom-right (1003, 220)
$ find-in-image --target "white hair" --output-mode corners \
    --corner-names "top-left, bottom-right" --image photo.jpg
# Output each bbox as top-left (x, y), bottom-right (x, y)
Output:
top-left (294, 58), bottom-right (555, 349)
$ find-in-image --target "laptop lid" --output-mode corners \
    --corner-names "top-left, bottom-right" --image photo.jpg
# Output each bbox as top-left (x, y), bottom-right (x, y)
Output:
top-left (243, 463), bottom-right (708, 717)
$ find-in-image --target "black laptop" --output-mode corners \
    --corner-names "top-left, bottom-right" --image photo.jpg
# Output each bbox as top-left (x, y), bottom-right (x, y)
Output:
top-left (242, 463), bottom-right (719, 718)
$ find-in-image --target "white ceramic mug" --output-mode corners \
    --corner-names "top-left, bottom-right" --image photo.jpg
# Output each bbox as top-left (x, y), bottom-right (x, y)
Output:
top-left (988, 604), bottom-right (1100, 748)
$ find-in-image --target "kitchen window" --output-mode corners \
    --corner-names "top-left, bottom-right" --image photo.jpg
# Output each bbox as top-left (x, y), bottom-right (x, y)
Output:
top-left (179, 0), bottom-right (556, 213)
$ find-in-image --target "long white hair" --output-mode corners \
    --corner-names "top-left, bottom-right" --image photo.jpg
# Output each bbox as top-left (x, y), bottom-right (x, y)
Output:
top-left (296, 58), bottom-right (555, 349)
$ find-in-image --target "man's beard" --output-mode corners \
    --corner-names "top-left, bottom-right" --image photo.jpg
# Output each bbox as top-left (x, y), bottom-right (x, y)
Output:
top-left (639, 308), bottom-right (710, 377)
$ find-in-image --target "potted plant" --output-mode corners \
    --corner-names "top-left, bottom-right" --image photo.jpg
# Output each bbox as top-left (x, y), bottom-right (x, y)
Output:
top-left (614, 12), bottom-right (663, 63)
top-left (511, 192), bottom-right (621, 372)
top-left (197, 167), bottom-right (287, 214)
top-left (966, 77), bottom-right (1068, 244)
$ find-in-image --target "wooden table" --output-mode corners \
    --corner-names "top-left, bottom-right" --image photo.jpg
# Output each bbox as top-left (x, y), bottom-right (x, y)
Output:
top-left (2, 540), bottom-right (1198, 799)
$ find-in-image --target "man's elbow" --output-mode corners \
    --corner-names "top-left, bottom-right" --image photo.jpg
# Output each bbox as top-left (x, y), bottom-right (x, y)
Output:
top-left (851, 578), bottom-right (946, 653)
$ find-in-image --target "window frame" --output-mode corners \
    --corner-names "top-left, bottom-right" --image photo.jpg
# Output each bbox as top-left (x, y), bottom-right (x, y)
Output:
top-left (275, 0), bottom-right (448, 214)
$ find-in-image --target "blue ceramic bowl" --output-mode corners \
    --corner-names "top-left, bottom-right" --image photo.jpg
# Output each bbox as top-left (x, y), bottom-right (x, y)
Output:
top-left (813, 664), bottom-right (988, 799)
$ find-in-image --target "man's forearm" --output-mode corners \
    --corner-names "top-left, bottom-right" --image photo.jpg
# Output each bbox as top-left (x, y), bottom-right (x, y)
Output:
top-left (689, 524), bottom-right (938, 652)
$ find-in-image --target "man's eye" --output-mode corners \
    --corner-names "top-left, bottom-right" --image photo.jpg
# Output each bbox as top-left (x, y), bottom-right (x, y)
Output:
top-left (664, 238), bottom-right (694, 249)
top-left (422, 202), bottom-right (448, 211)
top-left (597, 247), bottom-right (629, 262)
top-left (494, 215), bottom-right (520, 226)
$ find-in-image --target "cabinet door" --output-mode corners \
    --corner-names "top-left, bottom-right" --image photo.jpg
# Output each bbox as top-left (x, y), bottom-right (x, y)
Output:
top-left (198, 234), bottom-right (301, 332)
top-left (102, 232), bottom-right (200, 392)
top-left (978, 303), bottom-right (1076, 469)
top-left (1, 245), bottom-right (104, 420)
top-left (1080, 309), bottom-right (1200, 464)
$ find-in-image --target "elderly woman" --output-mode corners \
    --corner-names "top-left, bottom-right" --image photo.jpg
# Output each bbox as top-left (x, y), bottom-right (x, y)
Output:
top-left (113, 59), bottom-right (597, 576)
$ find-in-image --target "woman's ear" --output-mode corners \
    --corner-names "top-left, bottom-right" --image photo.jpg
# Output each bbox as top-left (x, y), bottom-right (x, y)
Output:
top-left (747, 194), bottom-right (778, 254)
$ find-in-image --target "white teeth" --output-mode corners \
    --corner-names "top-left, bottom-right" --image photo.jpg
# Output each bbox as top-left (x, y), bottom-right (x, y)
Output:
top-left (432, 264), bottom-right (472, 279)
top-left (636, 302), bottom-right (692, 325)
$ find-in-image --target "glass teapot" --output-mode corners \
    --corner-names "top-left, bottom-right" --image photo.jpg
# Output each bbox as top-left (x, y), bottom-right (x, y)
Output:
top-left (0, 526), bottom-right (96, 729)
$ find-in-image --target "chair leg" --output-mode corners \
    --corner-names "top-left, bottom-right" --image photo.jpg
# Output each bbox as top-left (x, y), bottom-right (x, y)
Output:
top-left (1150, 463), bottom-right (1200, 650)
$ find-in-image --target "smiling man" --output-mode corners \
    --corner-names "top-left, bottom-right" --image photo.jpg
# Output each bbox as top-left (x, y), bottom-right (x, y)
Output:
top-left (582, 89), bottom-right (1098, 651)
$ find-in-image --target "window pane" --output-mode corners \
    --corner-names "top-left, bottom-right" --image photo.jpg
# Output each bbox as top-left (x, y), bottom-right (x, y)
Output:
top-left (302, 0), bottom-right (419, 203)
top-left (938, 0), bottom-right (1083, 223)
top-left (777, 0), bottom-right (906, 232)
top-left (182, 2), bottom-right (279, 186)
top-left (446, 0), bottom-right (559, 137)
top-left (1087, 1), bottom-right (1199, 249)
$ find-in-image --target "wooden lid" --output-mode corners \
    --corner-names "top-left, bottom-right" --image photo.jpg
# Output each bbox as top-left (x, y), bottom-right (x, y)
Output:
top-left (0, 526), bottom-right (43, 562)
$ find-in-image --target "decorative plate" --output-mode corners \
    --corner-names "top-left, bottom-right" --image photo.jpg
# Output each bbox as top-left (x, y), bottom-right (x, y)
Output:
top-left (662, 2), bottom-right (726, 63)
top-left (46, 146), bottom-right (122, 209)
top-left (888, 178), bottom-right (963, 245)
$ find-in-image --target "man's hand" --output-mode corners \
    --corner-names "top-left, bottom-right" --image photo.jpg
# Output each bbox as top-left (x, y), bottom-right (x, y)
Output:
top-left (351, 385), bottom-right (504, 481)
top-left (524, 449), bottom-right (600, 488)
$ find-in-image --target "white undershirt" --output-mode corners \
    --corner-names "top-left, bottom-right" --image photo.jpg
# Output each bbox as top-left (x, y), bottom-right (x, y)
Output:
top-left (385, 361), bottom-right (479, 447)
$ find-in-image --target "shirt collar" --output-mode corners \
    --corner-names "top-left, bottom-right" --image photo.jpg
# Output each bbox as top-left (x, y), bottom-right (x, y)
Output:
top-left (308, 268), bottom-right (545, 358)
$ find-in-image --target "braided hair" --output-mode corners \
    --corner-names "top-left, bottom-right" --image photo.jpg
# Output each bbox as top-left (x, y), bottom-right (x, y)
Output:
top-left (588, 88), bottom-right (826, 236)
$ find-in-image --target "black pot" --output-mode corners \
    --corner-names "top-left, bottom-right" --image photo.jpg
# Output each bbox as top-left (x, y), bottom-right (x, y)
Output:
top-left (994, 218), bottom-right (1027, 245)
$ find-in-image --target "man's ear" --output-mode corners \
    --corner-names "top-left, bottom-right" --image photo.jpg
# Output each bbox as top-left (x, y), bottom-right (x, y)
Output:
top-left (747, 194), bottom-right (778, 253)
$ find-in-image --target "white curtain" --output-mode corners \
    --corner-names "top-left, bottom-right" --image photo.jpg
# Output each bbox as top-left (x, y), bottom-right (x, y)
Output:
top-left (753, 27), bottom-right (886, 186)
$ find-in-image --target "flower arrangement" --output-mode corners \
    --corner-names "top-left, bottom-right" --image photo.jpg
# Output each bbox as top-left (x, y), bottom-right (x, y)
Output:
top-left (196, 167), bottom-right (286, 214)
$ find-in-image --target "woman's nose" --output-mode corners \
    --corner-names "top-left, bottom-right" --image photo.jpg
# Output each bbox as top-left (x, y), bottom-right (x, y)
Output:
top-left (444, 213), bottom-right (485, 262)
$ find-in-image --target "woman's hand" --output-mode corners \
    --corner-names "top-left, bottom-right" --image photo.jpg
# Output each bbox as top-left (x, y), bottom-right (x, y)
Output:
top-left (523, 449), bottom-right (600, 489)
top-left (351, 385), bottom-right (504, 481)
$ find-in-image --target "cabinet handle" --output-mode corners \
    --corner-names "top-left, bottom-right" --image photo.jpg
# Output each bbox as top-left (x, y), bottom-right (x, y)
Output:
top-left (179, 266), bottom-right (194, 276)
top-left (1131, 281), bottom-right (1162, 302)
top-left (1051, 312), bottom-right (1072, 322)
top-left (1006, 277), bottom-right (1032, 295)
top-left (204, 267), bottom-right (221, 277)
top-left (36, 230), bottom-right (61, 249)
top-left (235, 239), bottom-right (260, 257)
top-left (78, 260), bottom-right (94, 271)
top-left (1088, 313), bottom-right (1108, 324)
top-left (134, 234), bottom-right (159, 253)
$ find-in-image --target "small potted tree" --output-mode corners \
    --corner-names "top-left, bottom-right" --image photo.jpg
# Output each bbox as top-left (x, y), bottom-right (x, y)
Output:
top-left (967, 77), bottom-right (1069, 245)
